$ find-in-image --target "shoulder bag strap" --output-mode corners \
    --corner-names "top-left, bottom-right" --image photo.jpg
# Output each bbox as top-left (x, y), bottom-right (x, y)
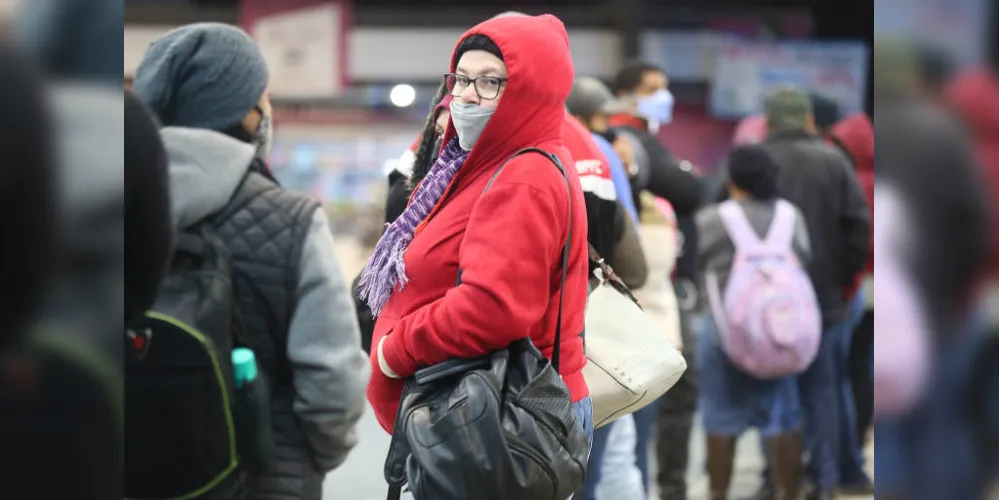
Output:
top-left (478, 147), bottom-right (573, 372)
top-left (717, 200), bottom-right (763, 254)
top-left (763, 199), bottom-right (798, 252)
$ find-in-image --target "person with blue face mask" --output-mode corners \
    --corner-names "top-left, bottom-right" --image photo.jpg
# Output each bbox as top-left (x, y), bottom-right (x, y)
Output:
top-left (608, 60), bottom-right (703, 500)
top-left (612, 60), bottom-right (676, 134)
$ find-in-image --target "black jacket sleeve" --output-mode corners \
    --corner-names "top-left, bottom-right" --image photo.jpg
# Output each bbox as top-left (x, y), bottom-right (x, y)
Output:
top-left (836, 156), bottom-right (872, 287)
top-left (583, 189), bottom-right (620, 265)
top-left (385, 170), bottom-right (412, 225)
top-left (633, 129), bottom-right (702, 216)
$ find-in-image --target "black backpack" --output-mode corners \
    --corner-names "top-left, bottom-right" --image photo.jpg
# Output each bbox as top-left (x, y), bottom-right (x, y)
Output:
top-left (125, 221), bottom-right (271, 500)
top-left (383, 148), bottom-right (590, 500)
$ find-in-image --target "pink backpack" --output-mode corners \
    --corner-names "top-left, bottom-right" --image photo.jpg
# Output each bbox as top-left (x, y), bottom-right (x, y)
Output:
top-left (872, 183), bottom-right (930, 418)
top-left (706, 200), bottom-right (822, 379)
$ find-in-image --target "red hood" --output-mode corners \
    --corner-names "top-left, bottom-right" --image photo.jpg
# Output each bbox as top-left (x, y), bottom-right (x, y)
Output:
top-left (732, 114), bottom-right (768, 145)
top-left (946, 68), bottom-right (999, 148)
top-left (832, 112), bottom-right (875, 278)
top-left (946, 68), bottom-right (999, 275)
top-left (831, 113), bottom-right (874, 175)
top-left (440, 14), bottom-right (573, 181)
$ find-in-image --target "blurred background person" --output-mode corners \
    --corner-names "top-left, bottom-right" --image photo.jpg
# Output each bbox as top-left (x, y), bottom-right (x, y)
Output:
top-left (0, 40), bottom-right (108, 500)
top-left (873, 38), bottom-right (993, 500)
top-left (824, 96), bottom-right (875, 450)
top-left (2, 1), bottom-right (140, 498)
top-left (566, 75), bottom-right (648, 500)
top-left (943, 22), bottom-right (999, 494)
top-left (565, 76), bottom-right (647, 287)
top-left (610, 59), bottom-right (703, 499)
top-left (14, 0), bottom-right (124, 350)
top-left (763, 88), bottom-right (869, 500)
top-left (696, 144), bottom-right (811, 500)
top-left (721, 87), bottom-right (869, 500)
top-left (808, 90), bottom-right (875, 496)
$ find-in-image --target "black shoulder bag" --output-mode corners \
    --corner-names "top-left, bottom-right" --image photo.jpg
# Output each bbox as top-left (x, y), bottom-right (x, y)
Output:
top-left (383, 148), bottom-right (590, 500)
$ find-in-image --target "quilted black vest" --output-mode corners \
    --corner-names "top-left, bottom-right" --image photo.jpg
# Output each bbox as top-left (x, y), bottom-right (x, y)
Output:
top-left (213, 166), bottom-right (320, 385)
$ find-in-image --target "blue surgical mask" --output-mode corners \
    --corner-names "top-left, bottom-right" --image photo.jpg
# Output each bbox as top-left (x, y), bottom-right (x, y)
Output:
top-left (449, 101), bottom-right (495, 151)
top-left (636, 89), bottom-right (675, 126)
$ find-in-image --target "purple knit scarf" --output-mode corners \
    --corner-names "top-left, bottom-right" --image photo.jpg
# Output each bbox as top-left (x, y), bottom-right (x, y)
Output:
top-left (358, 138), bottom-right (469, 316)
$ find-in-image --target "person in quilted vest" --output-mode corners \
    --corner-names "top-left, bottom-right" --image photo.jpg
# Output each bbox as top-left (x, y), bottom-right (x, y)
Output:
top-left (133, 23), bottom-right (369, 500)
top-left (695, 145), bottom-right (811, 500)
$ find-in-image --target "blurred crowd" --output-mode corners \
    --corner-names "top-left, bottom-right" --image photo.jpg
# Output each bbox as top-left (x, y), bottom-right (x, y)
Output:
top-left (0, 0), bottom-right (997, 499)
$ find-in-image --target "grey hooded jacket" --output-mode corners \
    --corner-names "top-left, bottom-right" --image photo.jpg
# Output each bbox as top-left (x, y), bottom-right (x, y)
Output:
top-left (162, 127), bottom-right (370, 498)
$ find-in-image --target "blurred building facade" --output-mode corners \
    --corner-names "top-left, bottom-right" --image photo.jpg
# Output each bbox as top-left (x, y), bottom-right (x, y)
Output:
top-left (118, 0), bottom-right (873, 236)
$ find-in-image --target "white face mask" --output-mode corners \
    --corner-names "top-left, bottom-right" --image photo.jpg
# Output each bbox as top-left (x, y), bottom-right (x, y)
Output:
top-left (449, 101), bottom-right (495, 151)
top-left (253, 112), bottom-right (273, 161)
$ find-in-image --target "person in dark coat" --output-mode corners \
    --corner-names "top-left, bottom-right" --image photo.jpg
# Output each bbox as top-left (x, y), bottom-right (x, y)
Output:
top-left (765, 88), bottom-right (871, 499)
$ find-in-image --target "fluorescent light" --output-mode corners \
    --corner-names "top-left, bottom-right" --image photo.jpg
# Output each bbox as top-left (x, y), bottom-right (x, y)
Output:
top-left (389, 84), bottom-right (416, 107)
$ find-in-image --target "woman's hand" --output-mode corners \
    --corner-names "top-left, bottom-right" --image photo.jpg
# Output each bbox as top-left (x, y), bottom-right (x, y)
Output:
top-left (377, 336), bottom-right (403, 379)
top-left (612, 136), bottom-right (637, 175)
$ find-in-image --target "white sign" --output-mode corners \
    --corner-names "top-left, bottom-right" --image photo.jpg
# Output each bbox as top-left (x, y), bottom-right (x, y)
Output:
top-left (710, 37), bottom-right (868, 119)
top-left (252, 3), bottom-right (344, 99)
top-left (875, 0), bottom-right (987, 67)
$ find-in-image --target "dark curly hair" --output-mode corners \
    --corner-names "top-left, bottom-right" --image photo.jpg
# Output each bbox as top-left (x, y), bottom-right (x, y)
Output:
top-left (409, 81), bottom-right (449, 188)
top-left (727, 145), bottom-right (780, 200)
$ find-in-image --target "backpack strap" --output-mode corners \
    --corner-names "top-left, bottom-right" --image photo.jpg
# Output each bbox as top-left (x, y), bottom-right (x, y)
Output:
top-left (717, 200), bottom-right (762, 254)
top-left (763, 200), bottom-right (798, 252)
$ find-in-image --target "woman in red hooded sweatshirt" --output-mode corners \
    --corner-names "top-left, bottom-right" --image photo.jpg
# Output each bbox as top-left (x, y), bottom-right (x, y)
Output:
top-left (356, 14), bottom-right (592, 441)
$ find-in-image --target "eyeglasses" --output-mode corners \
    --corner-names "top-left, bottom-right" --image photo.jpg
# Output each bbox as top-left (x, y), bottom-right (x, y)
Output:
top-left (444, 73), bottom-right (508, 100)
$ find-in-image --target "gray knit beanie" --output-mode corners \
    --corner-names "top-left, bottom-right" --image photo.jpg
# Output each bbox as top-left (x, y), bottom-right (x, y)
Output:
top-left (133, 23), bottom-right (269, 132)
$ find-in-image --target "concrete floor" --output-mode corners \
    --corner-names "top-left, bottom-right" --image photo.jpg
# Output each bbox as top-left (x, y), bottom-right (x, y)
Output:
top-left (322, 402), bottom-right (874, 500)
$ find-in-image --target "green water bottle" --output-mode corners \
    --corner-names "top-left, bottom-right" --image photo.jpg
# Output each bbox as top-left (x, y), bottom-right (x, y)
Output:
top-left (231, 348), bottom-right (273, 474)
top-left (232, 348), bottom-right (259, 389)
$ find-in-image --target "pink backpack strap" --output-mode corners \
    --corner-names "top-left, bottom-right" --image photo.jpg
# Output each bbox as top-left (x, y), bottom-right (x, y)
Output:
top-left (705, 268), bottom-right (729, 338)
top-left (763, 200), bottom-right (797, 253)
top-left (717, 200), bottom-right (763, 254)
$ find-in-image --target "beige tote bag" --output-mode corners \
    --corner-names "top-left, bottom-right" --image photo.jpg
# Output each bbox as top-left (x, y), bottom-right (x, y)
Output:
top-left (583, 248), bottom-right (687, 429)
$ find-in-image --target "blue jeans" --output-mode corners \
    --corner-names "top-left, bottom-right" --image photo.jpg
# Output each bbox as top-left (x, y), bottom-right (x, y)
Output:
top-left (838, 290), bottom-right (869, 486)
top-left (578, 416), bottom-right (644, 500)
top-left (569, 397), bottom-right (594, 500)
top-left (572, 397), bottom-right (595, 448)
top-left (874, 310), bottom-right (986, 499)
top-left (631, 398), bottom-right (660, 492)
top-left (761, 302), bottom-right (866, 491)
top-left (799, 320), bottom-right (849, 491)
top-left (579, 422), bottom-right (613, 499)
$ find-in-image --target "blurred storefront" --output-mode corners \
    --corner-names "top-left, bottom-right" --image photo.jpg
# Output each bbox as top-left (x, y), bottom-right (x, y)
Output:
top-left (122, 0), bottom-right (872, 236)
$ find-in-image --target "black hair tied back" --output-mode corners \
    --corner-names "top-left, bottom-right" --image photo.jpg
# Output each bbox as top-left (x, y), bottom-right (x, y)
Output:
top-left (409, 81), bottom-right (449, 188)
